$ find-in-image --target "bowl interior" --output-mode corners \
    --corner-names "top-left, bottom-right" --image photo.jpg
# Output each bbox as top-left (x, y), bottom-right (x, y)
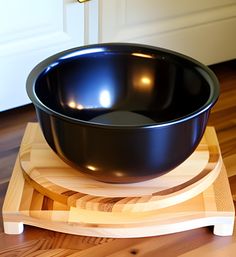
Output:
top-left (34, 46), bottom-right (212, 126)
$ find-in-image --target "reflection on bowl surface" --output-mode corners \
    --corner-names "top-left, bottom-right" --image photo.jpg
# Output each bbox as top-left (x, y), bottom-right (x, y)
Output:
top-left (27, 43), bottom-right (219, 183)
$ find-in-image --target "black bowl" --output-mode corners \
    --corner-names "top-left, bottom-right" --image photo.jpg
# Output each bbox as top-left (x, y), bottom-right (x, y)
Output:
top-left (26, 43), bottom-right (219, 183)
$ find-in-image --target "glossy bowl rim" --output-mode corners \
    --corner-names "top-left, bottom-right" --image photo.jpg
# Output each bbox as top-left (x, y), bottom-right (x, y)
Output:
top-left (26, 42), bottom-right (220, 129)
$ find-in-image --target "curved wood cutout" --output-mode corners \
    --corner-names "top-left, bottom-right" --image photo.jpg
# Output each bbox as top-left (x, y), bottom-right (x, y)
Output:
top-left (19, 123), bottom-right (221, 212)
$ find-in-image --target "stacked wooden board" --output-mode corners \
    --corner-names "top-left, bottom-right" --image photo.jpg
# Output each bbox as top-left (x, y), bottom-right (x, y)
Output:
top-left (2, 123), bottom-right (235, 237)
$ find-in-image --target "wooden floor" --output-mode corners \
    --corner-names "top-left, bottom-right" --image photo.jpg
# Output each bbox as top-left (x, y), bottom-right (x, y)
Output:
top-left (0, 59), bottom-right (236, 256)
top-left (208, 60), bottom-right (236, 176)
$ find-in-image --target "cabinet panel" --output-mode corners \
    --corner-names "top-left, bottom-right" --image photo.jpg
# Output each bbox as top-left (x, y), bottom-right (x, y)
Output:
top-left (99, 0), bottom-right (236, 65)
top-left (0, 0), bottom-right (84, 111)
top-left (0, 0), bottom-right (62, 44)
top-left (125, 0), bottom-right (235, 25)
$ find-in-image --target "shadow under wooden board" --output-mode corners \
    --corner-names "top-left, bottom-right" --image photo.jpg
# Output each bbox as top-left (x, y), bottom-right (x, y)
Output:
top-left (19, 123), bottom-right (222, 211)
top-left (2, 123), bottom-right (235, 238)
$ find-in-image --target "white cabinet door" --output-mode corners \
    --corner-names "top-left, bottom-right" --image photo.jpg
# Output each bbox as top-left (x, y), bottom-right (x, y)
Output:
top-left (0, 0), bottom-right (85, 111)
top-left (98, 0), bottom-right (236, 65)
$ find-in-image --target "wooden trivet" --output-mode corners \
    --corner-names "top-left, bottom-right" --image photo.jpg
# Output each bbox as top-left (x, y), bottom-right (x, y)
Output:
top-left (2, 153), bottom-right (235, 237)
top-left (19, 123), bottom-right (221, 211)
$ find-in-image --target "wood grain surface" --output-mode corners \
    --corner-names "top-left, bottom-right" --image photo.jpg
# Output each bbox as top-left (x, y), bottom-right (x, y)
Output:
top-left (1, 60), bottom-right (236, 256)
top-left (2, 150), bottom-right (235, 238)
top-left (19, 124), bottom-right (221, 212)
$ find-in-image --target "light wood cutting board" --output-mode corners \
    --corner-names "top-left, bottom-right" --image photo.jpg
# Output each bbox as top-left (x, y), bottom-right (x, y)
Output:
top-left (2, 151), bottom-right (235, 237)
top-left (19, 123), bottom-right (221, 211)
